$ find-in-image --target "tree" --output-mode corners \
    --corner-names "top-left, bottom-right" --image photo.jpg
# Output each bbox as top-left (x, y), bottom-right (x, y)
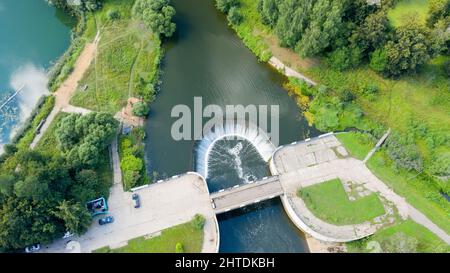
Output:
top-left (295, 0), bottom-right (347, 57)
top-left (216, 0), bottom-right (239, 13)
top-left (351, 11), bottom-right (390, 54)
top-left (383, 22), bottom-right (433, 76)
top-left (132, 102), bottom-right (150, 117)
top-left (258, 0), bottom-right (279, 28)
top-left (0, 198), bottom-right (64, 249)
top-left (132, 0), bottom-right (176, 38)
top-left (14, 176), bottom-right (49, 202)
top-left (427, 0), bottom-right (450, 27)
top-left (55, 112), bottom-right (118, 167)
top-left (52, 200), bottom-right (92, 235)
top-left (227, 7), bottom-right (243, 25)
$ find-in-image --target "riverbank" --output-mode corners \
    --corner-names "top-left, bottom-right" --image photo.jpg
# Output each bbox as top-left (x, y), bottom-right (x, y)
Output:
top-left (217, 0), bottom-right (449, 250)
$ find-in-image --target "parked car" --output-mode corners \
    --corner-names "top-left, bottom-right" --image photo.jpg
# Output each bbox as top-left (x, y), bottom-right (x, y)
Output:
top-left (25, 243), bottom-right (41, 253)
top-left (98, 216), bottom-right (114, 225)
top-left (132, 193), bottom-right (141, 208)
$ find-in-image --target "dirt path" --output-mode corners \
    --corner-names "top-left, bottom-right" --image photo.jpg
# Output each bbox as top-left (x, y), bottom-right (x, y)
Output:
top-left (30, 32), bottom-right (100, 149)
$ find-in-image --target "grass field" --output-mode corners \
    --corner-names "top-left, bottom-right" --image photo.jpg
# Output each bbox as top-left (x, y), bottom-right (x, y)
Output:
top-left (335, 132), bottom-right (374, 160)
top-left (298, 178), bottom-right (385, 225)
top-left (93, 219), bottom-right (204, 253)
top-left (347, 219), bottom-right (450, 253)
top-left (387, 0), bottom-right (429, 27)
top-left (70, 0), bottom-right (161, 113)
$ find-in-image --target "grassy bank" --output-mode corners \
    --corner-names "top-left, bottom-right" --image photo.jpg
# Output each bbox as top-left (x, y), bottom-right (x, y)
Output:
top-left (93, 216), bottom-right (205, 253)
top-left (70, 0), bottom-right (162, 114)
top-left (298, 178), bottom-right (385, 225)
top-left (347, 219), bottom-right (449, 253)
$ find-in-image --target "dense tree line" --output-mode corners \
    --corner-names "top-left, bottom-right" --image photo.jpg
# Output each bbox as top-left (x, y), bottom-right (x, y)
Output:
top-left (0, 112), bottom-right (118, 251)
top-left (132, 0), bottom-right (177, 38)
top-left (46, 0), bottom-right (103, 15)
top-left (254, 0), bottom-right (449, 76)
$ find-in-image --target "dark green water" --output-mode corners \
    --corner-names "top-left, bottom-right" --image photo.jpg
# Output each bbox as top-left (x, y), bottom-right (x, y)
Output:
top-left (145, 0), bottom-right (320, 252)
top-left (0, 0), bottom-right (74, 151)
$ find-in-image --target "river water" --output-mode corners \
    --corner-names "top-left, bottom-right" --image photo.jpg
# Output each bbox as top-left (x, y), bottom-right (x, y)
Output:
top-left (0, 0), bottom-right (74, 152)
top-left (145, 0), bottom-right (320, 252)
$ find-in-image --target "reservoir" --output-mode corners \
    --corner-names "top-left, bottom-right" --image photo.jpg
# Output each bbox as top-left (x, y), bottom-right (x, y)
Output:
top-left (145, 0), bottom-right (320, 252)
top-left (0, 0), bottom-right (73, 151)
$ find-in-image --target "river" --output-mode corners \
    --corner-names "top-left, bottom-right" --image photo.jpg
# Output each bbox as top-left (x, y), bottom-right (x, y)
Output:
top-left (0, 0), bottom-right (74, 152)
top-left (145, 0), bottom-right (320, 252)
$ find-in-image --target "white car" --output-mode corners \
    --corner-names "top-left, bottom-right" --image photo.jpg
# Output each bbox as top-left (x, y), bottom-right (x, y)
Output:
top-left (25, 244), bottom-right (41, 253)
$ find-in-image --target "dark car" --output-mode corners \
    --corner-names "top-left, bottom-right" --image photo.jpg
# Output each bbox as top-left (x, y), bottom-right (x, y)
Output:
top-left (98, 216), bottom-right (114, 225)
top-left (132, 193), bottom-right (141, 208)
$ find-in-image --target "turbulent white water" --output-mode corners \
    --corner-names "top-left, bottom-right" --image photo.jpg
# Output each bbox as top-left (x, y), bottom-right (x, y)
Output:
top-left (195, 120), bottom-right (276, 178)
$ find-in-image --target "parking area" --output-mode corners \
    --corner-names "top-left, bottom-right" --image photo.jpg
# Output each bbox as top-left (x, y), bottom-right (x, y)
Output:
top-left (40, 173), bottom-right (218, 253)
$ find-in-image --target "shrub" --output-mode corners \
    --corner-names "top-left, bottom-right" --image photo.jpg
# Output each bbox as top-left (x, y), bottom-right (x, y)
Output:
top-left (429, 153), bottom-right (450, 177)
top-left (216, 0), bottom-right (239, 13)
top-left (107, 9), bottom-right (120, 21)
top-left (385, 132), bottom-right (423, 172)
top-left (370, 48), bottom-right (388, 73)
top-left (339, 89), bottom-right (355, 103)
top-left (175, 243), bottom-right (184, 253)
top-left (191, 214), bottom-right (206, 230)
top-left (362, 83), bottom-right (379, 96)
top-left (227, 7), bottom-right (243, 25)
top-left (132, 102), bottom-right (149, 117)
top-left (328, 47), bottom-right (362, 71)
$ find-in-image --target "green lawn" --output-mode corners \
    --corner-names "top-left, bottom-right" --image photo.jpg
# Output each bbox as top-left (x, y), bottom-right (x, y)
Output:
top-left (335, 132), bottom-right (374, 160)
top-left (347, 219), bottom-right (450, 253)
top-left (93, 218), bottom-right (204, 253)
top-left (387, 0), bottom-right (429, 28)
top-left (298, 178), bottom-right (385, 225)
top-left (70, 0), bottom-right (161, 113)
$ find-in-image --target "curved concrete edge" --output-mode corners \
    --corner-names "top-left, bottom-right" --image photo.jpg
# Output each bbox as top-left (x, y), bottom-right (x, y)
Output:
top-left (187, 172), bottom-right (221, 253)
top-left (280, 195), bottom-right (367, 243)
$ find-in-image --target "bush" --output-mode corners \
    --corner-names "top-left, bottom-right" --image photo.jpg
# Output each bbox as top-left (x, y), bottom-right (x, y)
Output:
top-left (362, 83), bottom-right (379, 96)
top-left (328, 47), bottom-right (362, 71)
top-left (107, 9), bottom-right (120, 21)
top-left (132, 102), bottom-right (149, 117)
top-left (175, 242), bottom-right (184, 253)
top-left (339, 89), bottom-right (355, 103)
top-left (227, 7), bottom-right (243, 25)
top-left (216, 0), bottom-right (239, 13)
top-left (370, 48), bottom-right (388, 73)
top-left (191, 214), bottom-right (205, 230)
top-left (385, 132), bottom-right (423, 172)
top-left (429, 153), bottom-right (450, 177)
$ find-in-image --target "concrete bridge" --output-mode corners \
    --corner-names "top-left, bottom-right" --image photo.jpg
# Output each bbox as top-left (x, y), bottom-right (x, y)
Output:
top-left (210, 176), bottom-right (283, 214)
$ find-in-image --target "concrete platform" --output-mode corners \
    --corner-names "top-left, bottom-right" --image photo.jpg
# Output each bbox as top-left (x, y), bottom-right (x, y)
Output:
top-left (40, 173), bottom-right (219, 253)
